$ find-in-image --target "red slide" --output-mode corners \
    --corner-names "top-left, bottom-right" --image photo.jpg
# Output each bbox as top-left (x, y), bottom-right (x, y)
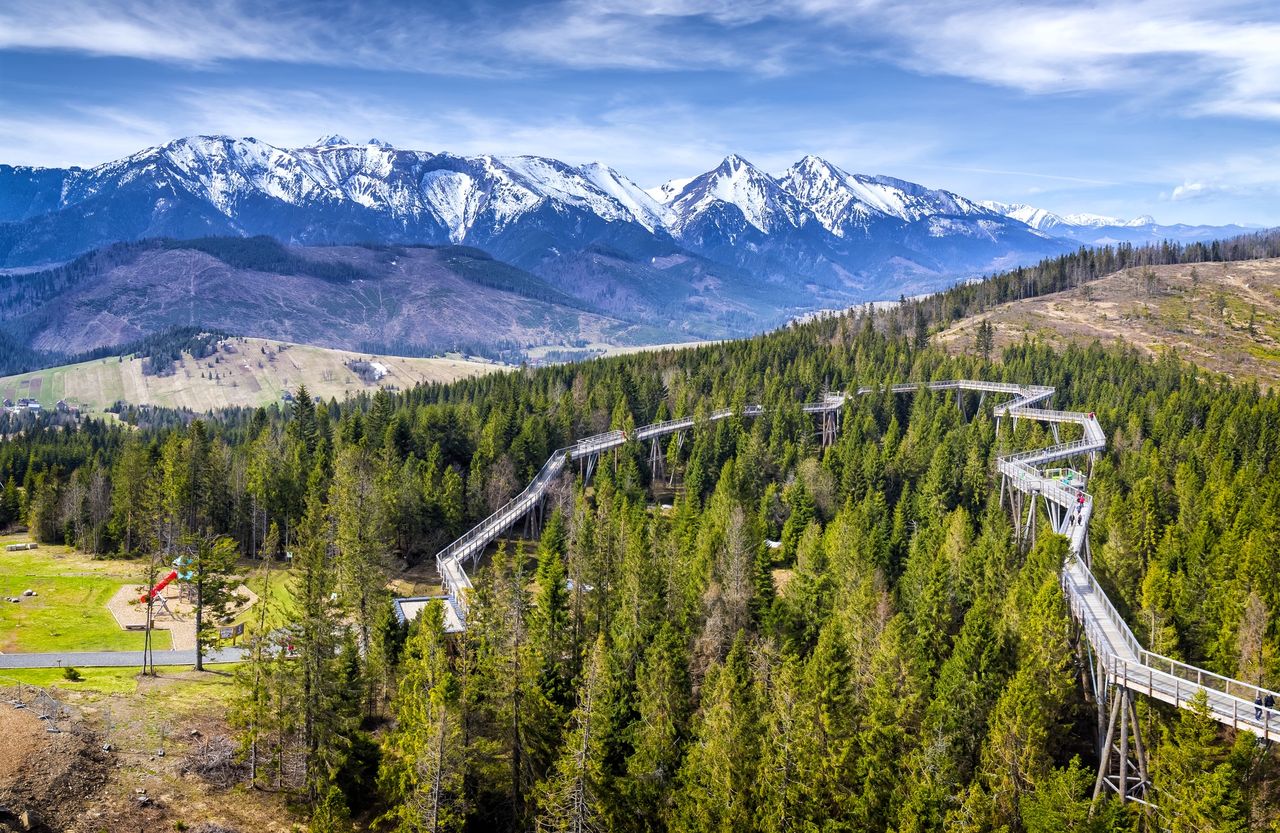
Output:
top-left (140, 570), bottom-right (179, 603)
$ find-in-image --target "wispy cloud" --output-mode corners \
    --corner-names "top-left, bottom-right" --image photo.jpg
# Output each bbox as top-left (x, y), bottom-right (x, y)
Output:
top-left (846, 0), bottom-right (1280, 121)
top-left (1159, 145), bottom-right (1280, 206)
top-left (0, 0), bottom-right (503, 75)
top-left (4, 0), bottom-right (1278, 124)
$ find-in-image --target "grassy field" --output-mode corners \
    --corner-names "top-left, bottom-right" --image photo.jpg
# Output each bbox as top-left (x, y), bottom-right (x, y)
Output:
top-left (231, 562), bottom-right (294, 632)
top-left (0, 665), bottom-right (151, 695)
top-left (936, 258), bottom-right (1280, 388)
top-left (0, 336), bottom-right (502, 413)
top-left (0, 536), bottom-right (171, 653)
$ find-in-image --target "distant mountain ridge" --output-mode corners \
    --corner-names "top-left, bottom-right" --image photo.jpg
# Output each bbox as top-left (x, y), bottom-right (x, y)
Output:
top-left (0, 136), bottom-right (1065, 294)
top-left (979, 199), bottom-right (1254, 246)
top-left (0, 134), bottom-right (1250, 307)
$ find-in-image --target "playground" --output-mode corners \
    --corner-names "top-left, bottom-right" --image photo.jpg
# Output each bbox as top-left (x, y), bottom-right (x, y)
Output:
top-left (105, 575), bottom-right (258, 651)
top-left (0, 535), bottom-right (260, 657)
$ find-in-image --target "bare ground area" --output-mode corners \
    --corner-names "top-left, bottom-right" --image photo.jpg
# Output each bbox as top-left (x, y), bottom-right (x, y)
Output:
top-left (935, 258), bottom-right (1280, 388)
top-left (0, 694), bottom-right (107, 832)
top-left (0, 674), bottom-right (302, 833)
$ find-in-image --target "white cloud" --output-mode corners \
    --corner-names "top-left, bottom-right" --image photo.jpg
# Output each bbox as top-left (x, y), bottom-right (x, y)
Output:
top-left (0, 0), bottom-right (503, 76)
top-left (1171, 181), bottom-right (1210, 201)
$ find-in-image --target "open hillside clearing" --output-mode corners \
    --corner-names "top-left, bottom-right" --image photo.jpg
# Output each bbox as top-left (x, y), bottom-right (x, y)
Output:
top-left (935, 258), bottom-right (1280, 387)
top-left (0, 336), bottom-right (501, 412)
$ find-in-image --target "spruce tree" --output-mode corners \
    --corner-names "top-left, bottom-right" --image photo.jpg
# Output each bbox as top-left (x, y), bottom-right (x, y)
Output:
top-left (379, 600), bottom-right (466, 833)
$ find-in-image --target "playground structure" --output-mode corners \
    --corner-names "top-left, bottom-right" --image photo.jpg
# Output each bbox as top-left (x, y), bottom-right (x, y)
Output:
top-left (136, 556), bottom-right (197, 621)
top-left (428, 379), bottom-right (1280, 812)
top-left (105, 559), bottom-right (257, 652)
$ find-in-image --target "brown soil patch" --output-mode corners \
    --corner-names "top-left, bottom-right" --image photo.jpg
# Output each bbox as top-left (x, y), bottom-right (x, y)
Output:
top-left (0, 690), bottom-right (108, 832)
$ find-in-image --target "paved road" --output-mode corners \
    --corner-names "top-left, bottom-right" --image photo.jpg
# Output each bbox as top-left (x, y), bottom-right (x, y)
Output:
top-left (0, 647), bottom-right (246, 669)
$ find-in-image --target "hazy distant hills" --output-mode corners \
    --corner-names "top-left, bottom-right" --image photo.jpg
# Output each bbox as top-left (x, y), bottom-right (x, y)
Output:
top-left (979, 200), bottom-right (1256, 247)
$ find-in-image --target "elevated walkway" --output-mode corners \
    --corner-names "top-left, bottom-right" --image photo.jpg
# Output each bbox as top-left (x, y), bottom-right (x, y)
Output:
top-left (428, 379), bottom-right (1280, 749)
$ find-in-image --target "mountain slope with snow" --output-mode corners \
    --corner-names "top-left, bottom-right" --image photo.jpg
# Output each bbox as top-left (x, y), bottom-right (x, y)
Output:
top-left (0, 136), bottom-right (1248, 305)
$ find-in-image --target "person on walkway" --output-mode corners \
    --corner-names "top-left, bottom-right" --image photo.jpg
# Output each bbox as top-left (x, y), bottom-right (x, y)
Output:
top-left (1256, 694), bottom-right (1264, 720)
top-left (1266, 693), bottom-right (1276, 721)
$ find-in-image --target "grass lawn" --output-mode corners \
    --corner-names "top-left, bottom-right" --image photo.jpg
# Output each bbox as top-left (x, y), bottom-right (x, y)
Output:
top-left (232, 560), bottom-right (294, 632)
top-left (0, 535), bottom-right (171, 653)
top-left (0, 665), bottom-right (145, 695)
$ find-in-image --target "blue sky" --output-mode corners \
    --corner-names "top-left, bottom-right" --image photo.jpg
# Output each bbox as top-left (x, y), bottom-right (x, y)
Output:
top-left (1, 0), bottom-right (1278, 225)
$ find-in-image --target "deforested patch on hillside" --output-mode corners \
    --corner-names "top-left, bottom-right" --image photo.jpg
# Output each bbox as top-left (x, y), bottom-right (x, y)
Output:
top-left (935, 258), bottom-right (1280, 387)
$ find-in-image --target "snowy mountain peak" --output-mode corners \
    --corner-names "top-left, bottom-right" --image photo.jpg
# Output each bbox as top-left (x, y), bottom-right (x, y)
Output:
top-left (579, 162), bottom-right (670, 232)
top-left (646, 177), bottom-right (694, 205)
top-left (1062, 212), bottom-right (1158, 228)
top-left (9, 134), bottom-right (1231, 284)
top-left (314, 135), bottom-right (354, 147)
top-left (668, 153), bottom-right (806, 235)
top-left (979, 201), bottom-right (1067, 231)
top-left (983, 201), bottom-right (1162, 230)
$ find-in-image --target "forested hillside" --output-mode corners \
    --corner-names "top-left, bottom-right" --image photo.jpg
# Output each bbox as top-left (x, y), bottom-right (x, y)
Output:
top-left (2, 307), bottom-right (1278, 832)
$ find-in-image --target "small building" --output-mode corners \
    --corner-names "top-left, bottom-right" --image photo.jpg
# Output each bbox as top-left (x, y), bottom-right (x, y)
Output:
top-left (392, 596), bottom-right (465, 633)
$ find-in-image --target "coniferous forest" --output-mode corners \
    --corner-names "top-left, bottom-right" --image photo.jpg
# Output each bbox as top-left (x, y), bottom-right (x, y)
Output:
top-left (4, 307), bottom-right (1280, 832)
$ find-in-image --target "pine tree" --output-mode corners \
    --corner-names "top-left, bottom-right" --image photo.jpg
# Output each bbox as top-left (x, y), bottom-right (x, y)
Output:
top-left (621, 623), bottom-right (689, 830)
top-left (292, 462), bottom-right (351, 802)
top-left (535, 635), bottom-right (610, 833)
top-left (231, 521), bottom-right (281, 786)
top-left (531, 509), bottom-right (572, 709)
top-left (0, 476), bottom-right (19, 529)
top-left (1153, 691), bottom-right (1247, 833)
top-left (310, 783), bottom-right (354, 833)
top-left (331, 446), bottom-right (389, 669)
top-left (673, 635), bottom-right (760, 833)
top-left (379, 600), bottom-right (466, 833)
top-left (975, 318), bottom-right (995, 362)
top-left (185, 530), bottom-right (238, 672)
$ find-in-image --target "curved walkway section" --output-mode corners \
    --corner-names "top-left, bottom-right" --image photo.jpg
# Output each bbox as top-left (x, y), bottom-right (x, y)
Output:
top-left (433, 380), bottom-right (1280, 739)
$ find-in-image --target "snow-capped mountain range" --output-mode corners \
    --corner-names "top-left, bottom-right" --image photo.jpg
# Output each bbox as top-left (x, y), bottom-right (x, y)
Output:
top-left (0, 135), bottom-right (1247, 292)
top-left (978, 200), bottom-right (1255, 246)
